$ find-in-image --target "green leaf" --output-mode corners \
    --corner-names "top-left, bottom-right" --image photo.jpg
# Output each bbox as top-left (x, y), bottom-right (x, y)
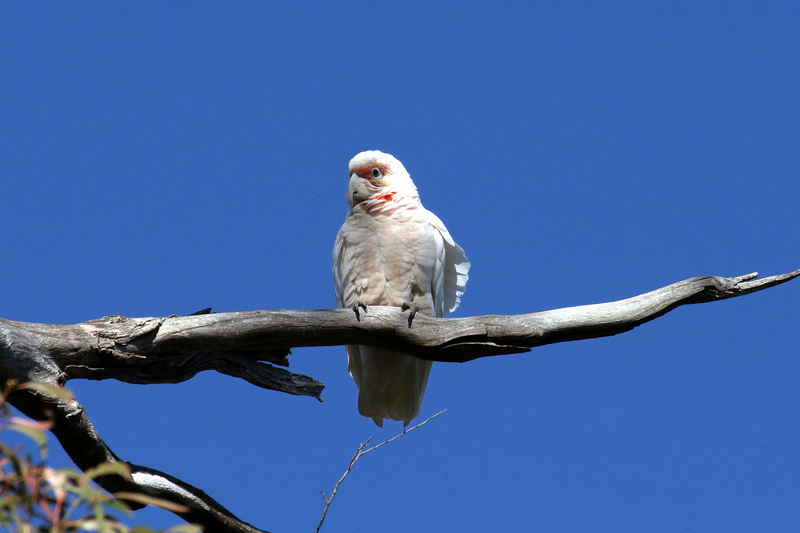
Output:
top-left (83, 462), bottom-right (132, 482)
top-left (129, 527), bottom-right (161, 533)
top-left (102, 496), bottom-right (135, 516)
top-left (16, 382), bottom-right (75, 400)
top-left (112, 492), bottom-right (190, 513)
top-left (0, 445), bottom-right (29, 485)
top-left (8, 424), bottom-right (49, 460)
top-left (168, 525), bottom-right (204, 533)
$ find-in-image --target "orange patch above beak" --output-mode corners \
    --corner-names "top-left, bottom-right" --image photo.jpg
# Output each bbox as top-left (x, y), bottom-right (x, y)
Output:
top-left (351, 163), bottom-right (390, 180)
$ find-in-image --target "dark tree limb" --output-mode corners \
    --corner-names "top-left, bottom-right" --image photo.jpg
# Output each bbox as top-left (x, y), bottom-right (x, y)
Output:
top-left (7, 386), bottom-right (268, 533)
top-left (0, 269), bottom-right (796, 532)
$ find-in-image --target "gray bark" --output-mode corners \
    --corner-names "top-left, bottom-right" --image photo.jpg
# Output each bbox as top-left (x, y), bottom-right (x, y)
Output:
top-left (0, 270), bottom-right (797, 533)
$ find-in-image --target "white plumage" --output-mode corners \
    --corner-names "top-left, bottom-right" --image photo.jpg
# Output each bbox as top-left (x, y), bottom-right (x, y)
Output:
top-left (333, 150), bottom-right (470, 426)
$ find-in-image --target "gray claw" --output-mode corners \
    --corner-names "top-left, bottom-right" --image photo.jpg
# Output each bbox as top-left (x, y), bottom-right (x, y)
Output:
top-left (401, 302), bottom-right (418, 328)
top-left (352, 301), bottom-right (368, 321)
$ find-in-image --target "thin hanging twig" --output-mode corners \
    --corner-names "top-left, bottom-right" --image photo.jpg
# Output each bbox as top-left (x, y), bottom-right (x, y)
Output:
top-left (314, 410), bottom-right (447, 533)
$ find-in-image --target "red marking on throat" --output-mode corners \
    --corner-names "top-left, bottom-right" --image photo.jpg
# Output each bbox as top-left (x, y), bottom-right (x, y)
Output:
top-left (374, 191), bottom-right (396, 203)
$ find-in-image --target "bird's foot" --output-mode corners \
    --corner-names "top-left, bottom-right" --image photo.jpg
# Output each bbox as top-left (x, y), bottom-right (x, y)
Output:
top-left (401, 302), bottom-right (418, 328)
top-left (352, 301), bottom-right (368, 321)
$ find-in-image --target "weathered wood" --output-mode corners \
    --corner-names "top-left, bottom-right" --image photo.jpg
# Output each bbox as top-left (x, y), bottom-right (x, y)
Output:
top-left (0, 269), bottom-right (796, 533)
top-left (0, 315), bottom-right (323, 397)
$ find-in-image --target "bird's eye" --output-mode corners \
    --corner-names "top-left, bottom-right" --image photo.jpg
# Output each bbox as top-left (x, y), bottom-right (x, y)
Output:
top-left (371, 167), bottom-right (383, 179)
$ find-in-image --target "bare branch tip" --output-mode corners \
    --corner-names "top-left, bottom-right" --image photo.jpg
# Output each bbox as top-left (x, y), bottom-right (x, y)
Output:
top-left (725, 272), bottom-right (759, 285)
top-left (316, 410), bottom-right (446, 532)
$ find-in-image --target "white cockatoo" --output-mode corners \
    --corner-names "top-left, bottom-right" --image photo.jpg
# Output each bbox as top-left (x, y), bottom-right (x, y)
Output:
top-left (333, 150), bottom-right (470, 426)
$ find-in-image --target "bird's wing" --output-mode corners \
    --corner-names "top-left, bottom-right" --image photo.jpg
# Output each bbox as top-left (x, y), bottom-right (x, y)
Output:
top-left (333, 223), bottom-right (347, 307)
top-left (425, 209), bottom-right (470, 317)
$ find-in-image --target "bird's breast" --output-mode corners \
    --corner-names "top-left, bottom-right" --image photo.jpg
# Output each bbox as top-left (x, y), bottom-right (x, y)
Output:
top-left (339, 206), bottom-right (440, 312)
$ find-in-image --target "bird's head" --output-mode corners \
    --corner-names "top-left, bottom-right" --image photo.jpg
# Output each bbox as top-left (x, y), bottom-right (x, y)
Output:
top-left (347, 150), bottom-right (418, 207)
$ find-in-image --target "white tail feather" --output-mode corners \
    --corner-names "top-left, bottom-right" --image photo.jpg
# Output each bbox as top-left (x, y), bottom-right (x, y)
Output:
top-left (347, 345), bottom-right (433, 427)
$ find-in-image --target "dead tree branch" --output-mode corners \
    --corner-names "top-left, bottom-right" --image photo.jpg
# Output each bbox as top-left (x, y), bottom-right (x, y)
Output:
top-left (0, 269), bottom-right (796, 532)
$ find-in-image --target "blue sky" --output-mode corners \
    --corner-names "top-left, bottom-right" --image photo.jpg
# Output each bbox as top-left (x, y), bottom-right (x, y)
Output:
top-left (1, 2), bottom-right (799, 531)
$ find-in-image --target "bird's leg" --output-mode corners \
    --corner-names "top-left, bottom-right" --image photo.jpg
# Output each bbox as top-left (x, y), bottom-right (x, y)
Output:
top-left (352, 301), bottom-right (368, 321)
top-left (401, 302), bottom-right (418, 328)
